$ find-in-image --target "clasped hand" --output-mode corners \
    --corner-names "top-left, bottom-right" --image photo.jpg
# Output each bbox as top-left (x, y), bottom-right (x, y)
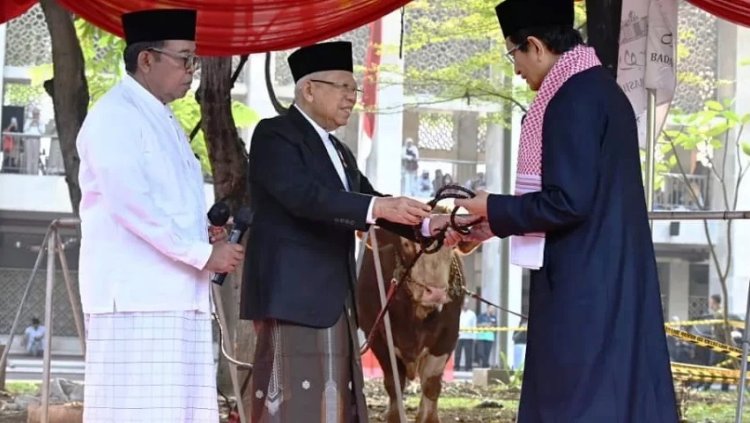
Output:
top-left (371, 192), bottom-right (493, 246)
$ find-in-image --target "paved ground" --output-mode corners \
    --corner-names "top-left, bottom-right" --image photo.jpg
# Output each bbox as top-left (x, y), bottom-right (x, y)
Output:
top-left (5, 354), bottom-right (84, 382)
top-left (4, 355), bottom-right (474, 384)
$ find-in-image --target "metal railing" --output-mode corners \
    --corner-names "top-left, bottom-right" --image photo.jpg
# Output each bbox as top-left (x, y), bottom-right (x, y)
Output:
top-left (1, 132), bottom-right (65, 176)
top-left (654, 173), bottom-right (710, 211)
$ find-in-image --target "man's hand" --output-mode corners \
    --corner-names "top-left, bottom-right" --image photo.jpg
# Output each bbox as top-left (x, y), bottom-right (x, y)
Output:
top-left (454, 190), bottom-right (490, 218)
top-left (444, 220), bottom-right (495, 247)
top-left (373, 196), bottom-right (431, 225)
top-left (428, 214), bottom-right (484, 235)
top-left (208, 226), bottom-right (228, 244)
top-left (203, 241), bottom-right (244, 274)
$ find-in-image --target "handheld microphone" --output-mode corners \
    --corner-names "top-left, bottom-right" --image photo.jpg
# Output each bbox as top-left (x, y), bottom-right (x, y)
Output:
top-left (207, 202), bottom-right (231, 227)
top-left (210, 206), bottom-right (253, 286)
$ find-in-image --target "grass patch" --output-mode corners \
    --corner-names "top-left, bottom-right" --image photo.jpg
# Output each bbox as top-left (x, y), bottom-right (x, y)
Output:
top-left (4, 381), bottom-right (39, 396)
top-left (683, 392), bottom-right (750, 423)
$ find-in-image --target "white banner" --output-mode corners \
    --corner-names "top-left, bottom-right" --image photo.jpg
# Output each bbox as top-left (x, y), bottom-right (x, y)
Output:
top-left (617, 0), bottom-right (678, 148)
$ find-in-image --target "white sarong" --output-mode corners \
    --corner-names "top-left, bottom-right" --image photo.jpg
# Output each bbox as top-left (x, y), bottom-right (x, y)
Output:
top-left (83, 310), bottom-right (218, 422)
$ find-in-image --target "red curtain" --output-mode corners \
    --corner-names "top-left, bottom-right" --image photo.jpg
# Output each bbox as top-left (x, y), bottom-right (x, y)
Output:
top-left (686, 0), bottom-right (750, 27)
top-left (0, 0), bottom-right (36, 24)
top-left (6, 0), bottom-right (747, 56)
top-left (1, 0), bottom-right (410, 56)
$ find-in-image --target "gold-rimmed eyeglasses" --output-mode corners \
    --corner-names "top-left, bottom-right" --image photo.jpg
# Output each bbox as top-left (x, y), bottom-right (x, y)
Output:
top-left (310, 79), bottom-right (363, 95)
top-left (147, 47), bottom-right (200, 71)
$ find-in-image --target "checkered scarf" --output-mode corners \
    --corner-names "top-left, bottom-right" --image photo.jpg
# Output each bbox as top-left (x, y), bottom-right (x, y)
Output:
top-left (511, 45), bottom-right (601, 269)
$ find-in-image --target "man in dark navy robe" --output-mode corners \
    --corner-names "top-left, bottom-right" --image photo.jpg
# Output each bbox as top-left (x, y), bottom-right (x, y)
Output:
top-left (447, 0), bottom-right (679, 421)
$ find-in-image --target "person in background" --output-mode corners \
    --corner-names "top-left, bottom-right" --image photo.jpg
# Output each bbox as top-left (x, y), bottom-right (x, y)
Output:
top-left (402, 137), bottom-right (420, 196)
top-left (476, 307), bottom-right (497, 368)
top-left (2, 117), bottom-right (19, 173)
top-left (23, 317), bottom-right (45, 357)
top-left (455, 297), bottom-right (477, 371)
top-left (512, 317), bottom-right (528, 370)
top-left (23, 107), bottom-right (44, 175)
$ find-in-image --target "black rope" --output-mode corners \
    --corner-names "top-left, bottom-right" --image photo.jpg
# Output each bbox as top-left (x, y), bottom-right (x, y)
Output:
top-left (413, 184), bottom-right (482, 253)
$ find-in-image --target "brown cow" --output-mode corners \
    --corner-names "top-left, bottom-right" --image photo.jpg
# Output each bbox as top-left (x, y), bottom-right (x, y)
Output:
top-left (357, 227), bottom-right (477, 423)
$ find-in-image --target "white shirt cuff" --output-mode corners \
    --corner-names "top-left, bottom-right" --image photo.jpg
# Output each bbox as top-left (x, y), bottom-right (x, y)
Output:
top-left (185, 241), bottom-right (213, 270)
top-left (366, 198), bottom-right (376, 224)
top-left (421, 217), bottom-right (431, 236)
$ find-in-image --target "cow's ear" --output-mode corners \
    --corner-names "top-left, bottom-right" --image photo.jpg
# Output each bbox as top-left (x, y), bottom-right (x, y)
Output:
top-left (454, 240), bottom-right (481, 255)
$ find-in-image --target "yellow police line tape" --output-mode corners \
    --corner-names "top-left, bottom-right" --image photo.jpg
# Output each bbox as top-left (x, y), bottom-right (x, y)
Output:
top-left (664, 326), bottom-right (743, 359)
top-left (461, 325), bottom-right (744, 359)
top-left (460, 319), bottom-right (744, 333)
top-left (463, 323), bottom-right (747, 383)
top-left (665, 319), bottom-right (745, 329)
top-left (671, 362), bottom-right (744, 384)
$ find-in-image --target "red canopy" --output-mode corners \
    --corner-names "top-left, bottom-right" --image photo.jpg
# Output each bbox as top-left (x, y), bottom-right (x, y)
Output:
top-left (3, 0), bottom-right (749, 55)
top-left (686, 0), bottom-right (750, 28)
top-left (0, 0), bottom-right (410, 56)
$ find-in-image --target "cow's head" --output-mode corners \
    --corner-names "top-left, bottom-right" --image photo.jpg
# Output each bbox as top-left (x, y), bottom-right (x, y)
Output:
top-left (360, 226), bottom-right (478, 319)
top-left (401, 236), bottom-right (454, 312)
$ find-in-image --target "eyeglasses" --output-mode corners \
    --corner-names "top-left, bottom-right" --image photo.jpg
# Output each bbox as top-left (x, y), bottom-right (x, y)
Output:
top-left (310, 79), bottom-right (363, 95)
top-left (147, 47), bottom-right (200, 71)
top-left (505, 44), bottom-right (522, 64)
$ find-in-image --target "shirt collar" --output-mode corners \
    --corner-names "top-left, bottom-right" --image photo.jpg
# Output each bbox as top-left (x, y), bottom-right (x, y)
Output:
top-left (294, 104), bottom-right (331, 142)
top-left (122, 74), bottom-right (171, 116)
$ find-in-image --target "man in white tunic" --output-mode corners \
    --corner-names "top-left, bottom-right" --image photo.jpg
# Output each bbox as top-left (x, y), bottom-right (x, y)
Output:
top-left (76, 9), bottom-right (244, 422)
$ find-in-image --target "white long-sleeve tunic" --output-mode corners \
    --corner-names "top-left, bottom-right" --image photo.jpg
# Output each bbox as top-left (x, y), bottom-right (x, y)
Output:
top-left (77, 75), bottom-right (212, 314)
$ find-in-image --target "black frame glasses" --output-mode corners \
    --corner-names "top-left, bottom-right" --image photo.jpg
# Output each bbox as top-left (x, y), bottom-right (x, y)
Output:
top-left (310, 79), bottom-right (363, 95)
top-left (147, 47), bottom-right (200, 70)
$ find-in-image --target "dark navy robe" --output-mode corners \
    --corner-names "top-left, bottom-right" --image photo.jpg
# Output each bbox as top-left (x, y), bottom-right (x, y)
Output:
top-left (487, 66), bottom-right (678, 422)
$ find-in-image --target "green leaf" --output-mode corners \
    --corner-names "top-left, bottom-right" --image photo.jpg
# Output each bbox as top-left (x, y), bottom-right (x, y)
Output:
top-left (705, 100), bottom-right (723, 111)
top-left (723, 110), bottom-right (740, 124)
top-left (706, 122), bottom-right (730, 138)
top-left (742, 142), bottom-right (750, 157)
top-left (231, 101), bottom-right (260, 127)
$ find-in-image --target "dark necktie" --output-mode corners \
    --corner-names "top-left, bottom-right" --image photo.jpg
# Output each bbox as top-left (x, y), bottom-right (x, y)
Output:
top-left (328, 134), bottom-right (348, 170)
top-left (328, 134), bottom-right (352, 190)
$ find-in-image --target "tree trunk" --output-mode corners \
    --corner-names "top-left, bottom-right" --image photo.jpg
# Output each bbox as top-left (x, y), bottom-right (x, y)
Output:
top-left (197, 57), bottom-right (254, 408)
top-left (586, 0), bottom-right (623, 78)
top-left (39, 0), bottom-right (88, 215)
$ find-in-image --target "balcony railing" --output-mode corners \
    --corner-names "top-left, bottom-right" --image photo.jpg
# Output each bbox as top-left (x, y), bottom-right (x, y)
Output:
top-left (653, 173), bottom-right (710, 211)
top-left (1, 132), bottom-right (64, 176)
top-left (1, 131), bottom-right (214, 183)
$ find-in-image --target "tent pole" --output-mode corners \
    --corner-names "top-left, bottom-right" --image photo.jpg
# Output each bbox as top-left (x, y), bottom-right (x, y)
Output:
top-left (645, 88), bottom-right (657, 212)
top-left (735, 279), bottom-right (750, 423)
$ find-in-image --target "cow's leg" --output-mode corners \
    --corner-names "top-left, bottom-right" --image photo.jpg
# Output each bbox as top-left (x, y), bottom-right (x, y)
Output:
top-left (372, 340), bottom-right (408, 423)
top-left (384, 359), bottom-right (407, 423)
top-left (416, 353), bottom-right (449, 423)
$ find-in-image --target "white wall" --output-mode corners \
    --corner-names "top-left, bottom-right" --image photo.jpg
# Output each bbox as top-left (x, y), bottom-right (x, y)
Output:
top-left (366, 11), bottom-right (404, 194)
top-left (666, 260), bottom-right (691, 319)
top-left (0, 174), bottom-right (216, 214)
top-left (651, 220), bottom-right (721, 245)
top-left (718, 24), bottom-right (750, 316)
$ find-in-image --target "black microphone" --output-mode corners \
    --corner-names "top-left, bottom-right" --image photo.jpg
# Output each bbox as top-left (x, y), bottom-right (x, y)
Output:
top-left (207, 202), bottom-right (231, 227)
top-left (210, 206), bottom-right (253, 286)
